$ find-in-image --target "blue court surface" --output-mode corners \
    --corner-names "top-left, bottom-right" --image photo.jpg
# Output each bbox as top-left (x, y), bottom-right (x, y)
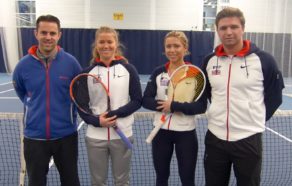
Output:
top-left (0, 73), bottom-right (292, 185)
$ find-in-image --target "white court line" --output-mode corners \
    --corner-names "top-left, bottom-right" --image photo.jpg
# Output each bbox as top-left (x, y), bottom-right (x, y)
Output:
top-left (0, 97), bottom-right (18, 99)
top-left (49, 158), bottom-right (54, 168)
top-left (49, 121), bottom-right (85, 168)
top-left (283, 93), bottom-right (292, 97)
top-left (0, 81), bottom-right (12, 86)
top-left (77, 121), bottom-right (85, 130)
top-left (0, 89), bottom-right (14, 94)
top-left (265, 127), bottom-right (292, 143)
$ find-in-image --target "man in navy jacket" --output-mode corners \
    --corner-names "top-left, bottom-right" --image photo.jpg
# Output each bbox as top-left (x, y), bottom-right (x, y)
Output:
top-left (13, 15), bottom-right (81, 186)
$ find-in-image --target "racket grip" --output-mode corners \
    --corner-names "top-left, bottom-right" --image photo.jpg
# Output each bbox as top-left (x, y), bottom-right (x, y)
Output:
top-left (145, 122), bottom-right (164, 144)
top-left (113, 125), bottom-right (133, 149)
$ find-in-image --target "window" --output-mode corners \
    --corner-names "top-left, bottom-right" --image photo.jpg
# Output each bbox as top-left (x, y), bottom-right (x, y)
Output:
top-left (203, 0), bottom-right (217, 31)
top-left (16, 0), bottom-right (36, 27)
top-left (220, 0), bottom-right (230, 3)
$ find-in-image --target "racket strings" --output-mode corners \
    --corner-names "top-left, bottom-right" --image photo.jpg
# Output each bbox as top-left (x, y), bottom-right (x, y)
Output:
top-left (71, 77), bottom-right (93, 114)
top-left (192, 73), bottom-right (205, 100)
top-left (182, 67), bottom-right (205, 101)
top-left (70, 74), bottom-right (98, 114)
top-left (72, 74), bottom-right (112, 115)
top-left (170, 67), bottom-right (187, 87)
top-left (170, 66), bottom-right (200, 86)
top-left (168, 66), bottom-right (205, 103)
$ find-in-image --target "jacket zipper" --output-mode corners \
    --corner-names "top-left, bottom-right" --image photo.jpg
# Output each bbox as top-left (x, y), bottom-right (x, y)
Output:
top-left (226, 58), bottom-right (232, 141)
top-left (44, 60), bottom-right (51, 139)
top-left (167, 88), bottom-right (175, 129)
top-left (107, 67), bottom-right (110, 141)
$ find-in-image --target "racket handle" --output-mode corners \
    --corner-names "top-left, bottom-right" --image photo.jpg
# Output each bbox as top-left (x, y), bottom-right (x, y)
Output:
top-left (146, 113), bottom-right (169, 144)
top-left (113, 125), bottom-right (133, 149)
top-left (145, 122), bottom-right (164, 144)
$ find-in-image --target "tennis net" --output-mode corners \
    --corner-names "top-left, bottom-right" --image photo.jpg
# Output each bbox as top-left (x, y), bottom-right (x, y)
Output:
top-left (0, 111), bottom-right (292, 186)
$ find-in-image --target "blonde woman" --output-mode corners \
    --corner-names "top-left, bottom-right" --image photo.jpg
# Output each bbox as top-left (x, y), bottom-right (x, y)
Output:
top-left (78, 26), bottom-right (142, 186)
top-left (142, 31), bottom-right (207, 186)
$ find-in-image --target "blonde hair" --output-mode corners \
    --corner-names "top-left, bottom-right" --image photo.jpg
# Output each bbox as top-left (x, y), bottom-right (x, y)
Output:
top-left (91, 26), bottom-right (126, 63)
top-left (164, 31), bottom-right (190, 55)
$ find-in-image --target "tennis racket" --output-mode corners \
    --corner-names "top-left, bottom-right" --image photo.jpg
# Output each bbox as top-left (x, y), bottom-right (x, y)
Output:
top-left (70, 73), bottom-right (133, 149)
top-left (145, 64), bottom-right (206, 143)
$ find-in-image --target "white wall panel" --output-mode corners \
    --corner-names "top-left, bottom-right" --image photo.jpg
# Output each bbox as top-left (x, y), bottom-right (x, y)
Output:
top-left (36, 0), bottom-right (86, 28)
top-left (228, 0), bottom-right (292, 33)
top-left (89, 0), bottom-right (152, 29)
top-left (9, 0), bottom-right (292, 32)
top-left (155, 0), bottom-right (203, 30)
top-left (35, 0), bottom-right (203, 30)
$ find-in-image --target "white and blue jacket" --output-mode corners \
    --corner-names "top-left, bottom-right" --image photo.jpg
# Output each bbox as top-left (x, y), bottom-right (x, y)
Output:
top-left (78, 57), bottom-right (142, 140)
top-left (13, 45), bottom-right (82, 140)
top-left (202, 40), bottom-right (284, 141)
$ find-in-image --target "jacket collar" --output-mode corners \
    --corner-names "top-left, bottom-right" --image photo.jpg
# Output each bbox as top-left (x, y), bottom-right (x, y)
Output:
top-left (164, 61), bottom-right (191, 70)
top-left (94, 56), bottom-right (125, 67)
top-left (28, 45), bottom-right (60, 60)
top-left (215, 40), bottom-right (251, 57)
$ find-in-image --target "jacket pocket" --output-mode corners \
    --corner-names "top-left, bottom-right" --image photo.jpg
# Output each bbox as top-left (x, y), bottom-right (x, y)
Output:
top-left (229, 99), bottom-right (254, 125)
top-left (207, 100), bottom-right (227, 126)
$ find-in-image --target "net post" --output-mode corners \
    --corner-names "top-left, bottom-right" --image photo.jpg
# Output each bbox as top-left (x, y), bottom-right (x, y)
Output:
top-left (18, 114), bottom-right (26, 186)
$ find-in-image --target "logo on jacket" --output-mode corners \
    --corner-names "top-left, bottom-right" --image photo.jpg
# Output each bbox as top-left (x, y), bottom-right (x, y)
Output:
top-left (92, 74), bottom-right (102, 84)
top-left (116, 74), bottom-right (126, 78)
top-left (92, 78), bottom-right (100, 84)
top-left (160, 73), bottom-right (169, 86)
top-left (59, 76), bottom-right (69, 80)
top-left (160, 77), bottom-right (169, 86)
top-left (212, 69), bottom-right (221, 75)
top-left (240, 65), bottom-right (249, 69)
top-left (211, 65), bottom-right (221, 75)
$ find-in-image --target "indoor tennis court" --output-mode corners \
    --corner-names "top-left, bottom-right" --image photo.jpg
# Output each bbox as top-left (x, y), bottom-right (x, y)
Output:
top-left (0, 75), bottom-right (292, 185)
top-left (1, 0), bottom-right (292, 185)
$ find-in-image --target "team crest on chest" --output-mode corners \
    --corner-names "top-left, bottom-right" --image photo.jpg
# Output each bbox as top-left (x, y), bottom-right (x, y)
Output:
top-left (92, 74), bottom-right (102, 84)
top-left (211, 65), bottom-right (221, 75)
